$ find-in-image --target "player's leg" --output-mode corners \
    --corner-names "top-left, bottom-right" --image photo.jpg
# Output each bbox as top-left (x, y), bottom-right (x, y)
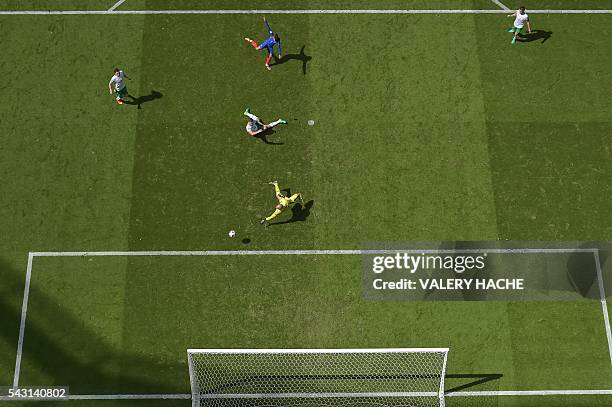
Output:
top-left (268, 180), bottom-right (282, 196)
top-left (265, 53), bottom-right (273, 71)
top-left (261, 208), bottom-right (282, 225)
top-left (116, 86), bottom-right (127, 104)
top-left (245, 37), bottom-right (259, 49)
top-left (243, 108), bottom-right (261, 123)
top-left (265, 208), bottom-right (282, 221)
top-left (266, 119), bottom-right (288, 128)
top-left (511, 27), bottom-right (522, 44)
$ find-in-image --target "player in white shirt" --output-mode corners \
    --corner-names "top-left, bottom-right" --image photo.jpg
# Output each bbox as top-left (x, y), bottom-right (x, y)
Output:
top-left (243, 108), bottom-right (287, 136)
top-left (507, 7), bottom-right (532, 44)
top-left (108, 68), bottom-right (132, 105)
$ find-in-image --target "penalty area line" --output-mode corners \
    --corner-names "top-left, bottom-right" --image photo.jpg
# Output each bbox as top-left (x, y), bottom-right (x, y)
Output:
top-left (12, 253), bottom-right (33, 387)
top-left (108, 0), bottom-right (127, 12)
top-left (594, 250), bottom-right (612, 366)
top-left (490, 0), bottom-right (510, 11)
top-left (29, 248), bottom-right (597, 257)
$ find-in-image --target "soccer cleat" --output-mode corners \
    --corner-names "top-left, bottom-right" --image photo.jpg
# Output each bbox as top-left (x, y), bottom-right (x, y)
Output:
top-left (268, 180), bottom-right (278, 185)
top-left (511, 37), bottom-right (516, 44)
top-left (279, 119), bottom-right (287, 125)
top-left (116, 99), bottom-right (124, 105)
top-left (507, 28), bottom-right (515, 32)
top-left (260, 219), bottom-right (269, 227)
top-left (265, 64), bottom-right (272, 71)
top-left (244, 37), bottom-right (252, 42)
top-left (244, 107), bottom-right (250, 115)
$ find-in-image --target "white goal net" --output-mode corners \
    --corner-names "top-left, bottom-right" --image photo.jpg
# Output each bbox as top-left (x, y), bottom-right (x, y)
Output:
top-left (187, 348), bottom-right (449, 407)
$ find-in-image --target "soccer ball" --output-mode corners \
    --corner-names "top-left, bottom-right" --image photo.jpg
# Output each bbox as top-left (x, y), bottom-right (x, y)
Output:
top-left (228, 230), bottom-right (236, 237)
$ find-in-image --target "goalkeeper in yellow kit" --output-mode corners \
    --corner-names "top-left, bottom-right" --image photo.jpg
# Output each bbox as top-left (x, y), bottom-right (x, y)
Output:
top-left (260, 181), bottom-right (304, 226)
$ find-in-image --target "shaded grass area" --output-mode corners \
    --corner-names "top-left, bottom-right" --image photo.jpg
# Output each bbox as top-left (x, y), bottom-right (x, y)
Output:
top-left (488, 122), bottom-right (612, 240)
top-left (0, 14), bottom-right (144, 385)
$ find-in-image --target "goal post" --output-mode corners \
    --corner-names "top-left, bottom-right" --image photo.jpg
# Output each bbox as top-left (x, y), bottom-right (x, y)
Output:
top-left (187, 348), bottom-right (449, 407)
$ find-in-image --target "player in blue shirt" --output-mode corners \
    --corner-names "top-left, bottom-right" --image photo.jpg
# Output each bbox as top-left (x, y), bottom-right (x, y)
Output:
top-left (244, 17), bottom-right (282, 71)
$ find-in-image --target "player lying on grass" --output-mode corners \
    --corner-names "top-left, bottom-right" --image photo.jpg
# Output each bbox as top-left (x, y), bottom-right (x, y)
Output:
top-left (244, 17), bottom-right (282, 71)
top-left (260, 181), bottom-right (303, 226)
top-left (108, 68), bottom-right (133, 105)
top-left (244, 108), bottom-right (287, 136)
top-left (507, 6), bottom-right (531, 44)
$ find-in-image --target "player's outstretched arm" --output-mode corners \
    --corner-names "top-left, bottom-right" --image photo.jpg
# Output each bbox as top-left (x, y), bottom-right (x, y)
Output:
top-left (264, 17), bottom-right (272, 34)
top-left (527, 20), bottom-right (532, 33)
top-left (108, 78), bottom-right (114, 94)
top-left (507, 11), bottom-right (517, 17)
top-left (247, 128), bottom-right (264, 136)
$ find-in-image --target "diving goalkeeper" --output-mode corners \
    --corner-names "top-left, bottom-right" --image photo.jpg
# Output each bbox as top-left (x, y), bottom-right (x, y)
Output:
top-left (260, 181), bottom-right (303, 226)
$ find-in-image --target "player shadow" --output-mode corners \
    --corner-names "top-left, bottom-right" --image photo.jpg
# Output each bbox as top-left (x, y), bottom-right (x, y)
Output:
top-left (123, 90), bottom-right (163, 109)
top-left (444, 373), bottom-right (504, 393)
top-left (0, 257), bottom-right (185, 394)
top-left (270, 198), bottom-right (314, 226)
top-left (517, 29), bottom-right (552, 44)
top-left (253, 127), bottom-right (284, 145)
top-left (271, 45), bottom-right (312, 75)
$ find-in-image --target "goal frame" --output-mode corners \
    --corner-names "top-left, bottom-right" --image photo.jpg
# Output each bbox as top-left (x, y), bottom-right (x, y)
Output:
top-left (187, 348), bottom-right (449, 407)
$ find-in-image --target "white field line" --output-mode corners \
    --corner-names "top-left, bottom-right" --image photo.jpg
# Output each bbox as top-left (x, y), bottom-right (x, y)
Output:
top-left (594, 250), bottom-right (612, 366)
top-left (69, 394), bottom-right (191, 400)
top-left (12, 253), bottom-right (33, 388)
top-left (13, 247), bottom-right (608, 392)
top-left (490, 0), bottom-right (510, 11)
top-left (2, 389), bottom-right (611, 401)
top-left (188, 348), bottom-right (448, 354)
top-left (1, 9), bottom-right (612, 15)
top-left (30, 248), bottom-right (597, 257)
top-left (447, 389), bottom-right (612, 396)
top-left (108, 0), bottom-right (126, 12)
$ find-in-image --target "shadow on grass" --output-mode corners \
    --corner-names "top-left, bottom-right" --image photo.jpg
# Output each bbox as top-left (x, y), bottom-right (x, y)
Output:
top-left (518, 29), bottom-right (553, 44)
top-left (211, 372), bottom-right (502, 394)
top-left (445, 373), bottom-right (504, 393)
top-left (0, 258), bottom-right (185, 394)
top-left (271, 45), bottom-right (312, 75)
top-left (252, 127), bottom-right (284, 145)
top-left (269, 200), bottom-right (314, 226)
top-left (123, 90), bottom-right (164, 109)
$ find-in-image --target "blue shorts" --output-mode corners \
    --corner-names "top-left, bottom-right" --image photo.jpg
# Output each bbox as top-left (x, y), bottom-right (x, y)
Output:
top-left (258, 38), bottom-right (276, 54)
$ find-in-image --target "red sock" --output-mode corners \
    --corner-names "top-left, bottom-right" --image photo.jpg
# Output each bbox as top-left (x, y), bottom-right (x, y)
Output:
top-left (265, 54), bottom-right (272, 65)
top-left (250, 40), bottom-right (259, 49)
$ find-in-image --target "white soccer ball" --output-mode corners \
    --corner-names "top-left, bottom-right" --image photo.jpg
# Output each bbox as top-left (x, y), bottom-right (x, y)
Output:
top-left (228, 230), bottom-right (236, 237)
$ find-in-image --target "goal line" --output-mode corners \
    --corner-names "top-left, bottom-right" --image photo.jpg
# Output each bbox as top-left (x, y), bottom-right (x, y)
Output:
top-left (3, 389), bottom-right (612, 401)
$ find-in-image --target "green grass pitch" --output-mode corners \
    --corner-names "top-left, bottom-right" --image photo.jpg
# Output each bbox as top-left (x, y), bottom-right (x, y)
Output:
top-left (0, 0), bottom-right (611, 406)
